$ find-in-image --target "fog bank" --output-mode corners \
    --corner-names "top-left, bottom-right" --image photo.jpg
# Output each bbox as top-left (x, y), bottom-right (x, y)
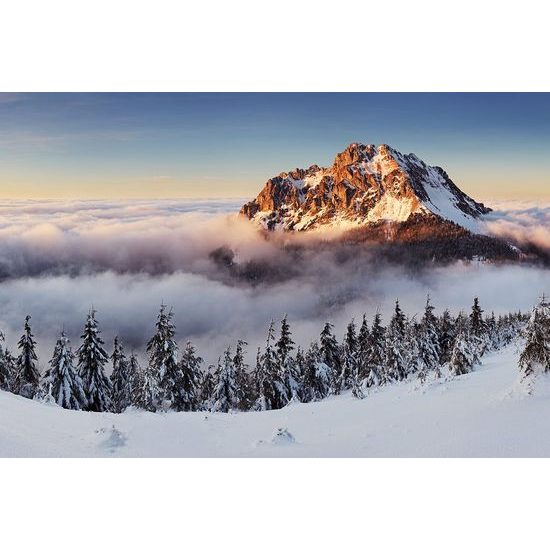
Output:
top-left (0, 199), bottom-right (547, 368)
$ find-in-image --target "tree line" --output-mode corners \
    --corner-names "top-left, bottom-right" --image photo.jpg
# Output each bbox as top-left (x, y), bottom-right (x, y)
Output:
top-left (0, 298), bottom-right (530, 414)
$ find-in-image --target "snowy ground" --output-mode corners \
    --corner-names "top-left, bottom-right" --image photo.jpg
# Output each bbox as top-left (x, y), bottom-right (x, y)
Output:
top-left (1, 344), bottom-right (549, 457)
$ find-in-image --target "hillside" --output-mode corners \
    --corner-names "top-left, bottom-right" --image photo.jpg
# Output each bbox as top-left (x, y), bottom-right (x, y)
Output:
top-left (1, 345), bottom-right (548, 457)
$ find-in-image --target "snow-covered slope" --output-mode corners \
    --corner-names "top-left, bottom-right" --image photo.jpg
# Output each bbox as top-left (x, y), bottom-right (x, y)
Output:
top-left (240, 143), bottom-right (491, 233)
top-left (1, 345), bottom-right (548, 457)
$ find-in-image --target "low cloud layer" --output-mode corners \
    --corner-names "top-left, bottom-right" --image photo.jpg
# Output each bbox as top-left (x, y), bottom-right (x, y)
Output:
top-left (0, 198), bottom-right (547, 368)
top-left (483, 200), bottom-right (550, 253)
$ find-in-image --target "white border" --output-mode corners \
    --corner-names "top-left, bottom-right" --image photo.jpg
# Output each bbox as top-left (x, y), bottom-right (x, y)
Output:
top-left (1, 0), bottom-right (550, 91)
top-left (1, 0), bottom-right (549, 548)
top-left (2, 458), bottom-right (549, 549)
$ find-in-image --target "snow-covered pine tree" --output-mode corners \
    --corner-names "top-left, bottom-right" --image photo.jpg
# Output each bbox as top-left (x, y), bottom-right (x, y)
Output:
top-left (2, 350), bottom-right (16, 392)
top-left (211, 347), bottom-right (239, 413)
top-left (251, 346), bottom-right (267, 410)
top-left (497, 313), bottom-right (516, 347)
top-left (110, 336), bottom-right (132, 413)
top-left (448, 331), bottom-right (474, 376)
top-left (42, 331), bottom-right (87, 410)
top-left (469, 297), bottom-right (488, 359)
top-left (135, 361), bottom-right (160, 412)
top-left (175, 341), bottom-right (204, 411)
top-left (406, 322), bottom-right (424, 381)
top-left (438, 309), bottom-right (455, 365)
top-left (357, 314), bottom-right (369, 371)
top-left (486, 312), bottom-right (500, 351)
top-left (146, 305), bottom-right (179, 410)
top-left (518, 296), bottom-right (550, 379)
top-left (294, 346), bottom-right (305, 399)
top-left (199, 365), bottom-right (215, 410)
top-left (253, 322), bottom-right (288, 410)
top-left (14, 315), bottom-right (40, 399)
top-left (0, 332), bottom-right (13, 391)
top-left (319, 322), bottom-right (340, 393)
top-left (469, 297), bottom-right (485, 337)
top-left (341, 319), bottom-right (358, 393)
top-left (416, 296), bottom-right (442, 382)
top-left (384, 300), bottom-right (408, 382)
top-left (127, 352), bottom-right (141, 408)
top-left (232, 340), bottom-right (252, 411)
top-left (77, 309), bottom-right (112, 412)
top-left (301, 341), bottom-right (332, 401)
top-left (364, 312), bottom-right (385, 388)
top-left (275, 316), bottom-right (300, 402)
top-left (352, 315), bottom-right (369, 397)
top-left (454, 311), bottom-right (469, 334)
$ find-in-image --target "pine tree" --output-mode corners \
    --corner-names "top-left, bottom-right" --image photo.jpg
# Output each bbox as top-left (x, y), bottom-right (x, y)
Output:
top-left (364, 312), bottom-right (385, 387)
top-left (275, 316), bottom-right (300, 402)
top-left (454, 311), bottom-right (469, 334)
top-left (486, 312), bottom-right (499, 350)
top-left (146, 305), bottom-right (179, 410)
top-left (252, 346), bottom-right (268, 410)
top-left (199, 365), bottom-right (215, 410)
top-left (469, 297), bottom-right (485, 337)
top-left (384, 300), bottom-right (408, 382)
top-left (341, 319), bottom-right (358, 393)
top-left (357, 314), bottom-right (370, 373)
top-left (449, 331), bottom-right (474, 376)
top-left (176, 341), bottom-right (203, 411)
top-left (77, 309), bottom-right (112, 412)
top-left (14, 315), bottom-right (40, 399)
top-left (416, 296), bottom-right (442, 381)
top-left (42, 331), bottom-right (87, 410)
top-left (319, 322), bottom-right (339, 393)
top-left (253, 322), bottom-right (288, 410)
top-left (518, 297), bottom-right (550, 378)
top-left (135, 361), bottom-right (160, 412)
top-left (3, 351), bottom-right (16, 392)
top-left (232, 340), bottom-right (252, 410)
top-left (294, 346), bottom-right (305, 399)
top-left (497, 314), bottom-right (515, 347)
top-left (406, 322), bottom-right (424, 380)
top-left (301, 341), bottom-right (332, 401)
top-left (127, 352), bottom-right (141, 408)
top-left (438, 309), bottom-right (455, 365)
top-left (0, 332), bottom-right (13, 391)
top-left (211, 347), bottom-right (239, 413)
top-left (110, 337), bottom-right (132, 413)
top-left (352, 316), bottom-right (369, 398)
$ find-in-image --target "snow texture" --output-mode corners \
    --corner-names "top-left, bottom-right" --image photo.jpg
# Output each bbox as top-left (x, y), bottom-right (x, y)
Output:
top-left (0, 345), bottom-right (548, 457)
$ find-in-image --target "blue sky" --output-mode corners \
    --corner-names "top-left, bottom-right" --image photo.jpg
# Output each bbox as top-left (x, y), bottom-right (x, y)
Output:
top-left (0, 92), bottom-right (548, 199)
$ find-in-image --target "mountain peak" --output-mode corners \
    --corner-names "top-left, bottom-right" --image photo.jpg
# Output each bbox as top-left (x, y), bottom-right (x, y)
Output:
top-left (334, 142), bottom-right (391, 165)
top-left (240, 142), bottom-right (491, 233)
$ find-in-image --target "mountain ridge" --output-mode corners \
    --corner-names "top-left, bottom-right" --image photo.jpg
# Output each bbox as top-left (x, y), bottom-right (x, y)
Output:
top-left (240, 143), bottom-right (492, 233)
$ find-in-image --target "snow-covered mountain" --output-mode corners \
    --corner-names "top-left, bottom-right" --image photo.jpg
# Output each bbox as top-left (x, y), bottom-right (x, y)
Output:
top-left (240, 143), bottom-right (491, 233)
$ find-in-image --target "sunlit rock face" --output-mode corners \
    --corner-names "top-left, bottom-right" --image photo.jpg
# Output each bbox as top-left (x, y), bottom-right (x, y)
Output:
top-left (240, 142), bottom-right (491, 233)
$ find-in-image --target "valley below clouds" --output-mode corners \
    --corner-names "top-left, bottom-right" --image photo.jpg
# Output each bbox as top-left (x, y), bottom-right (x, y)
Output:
top-left (0, 198), bottom-right (548, 366)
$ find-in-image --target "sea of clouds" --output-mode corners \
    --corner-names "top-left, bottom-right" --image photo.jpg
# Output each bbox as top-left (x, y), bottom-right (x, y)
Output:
top-left (0, 198), bottom-right (548, 368)
top-left (482, 200), bottom-right (550, 254)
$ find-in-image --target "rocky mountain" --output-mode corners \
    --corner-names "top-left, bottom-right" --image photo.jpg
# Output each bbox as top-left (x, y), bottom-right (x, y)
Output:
top-left (240, 143), bottom-right (492, 233)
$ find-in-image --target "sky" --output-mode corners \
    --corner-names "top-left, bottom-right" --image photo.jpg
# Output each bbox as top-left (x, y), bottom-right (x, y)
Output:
top-left (0, 92), bottom-right (549, 201)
